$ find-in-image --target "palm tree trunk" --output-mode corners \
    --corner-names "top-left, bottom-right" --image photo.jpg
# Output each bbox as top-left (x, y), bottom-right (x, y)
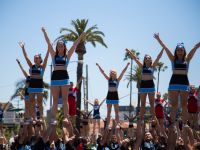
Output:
top-left (76, 54), bottom-right (84, 130)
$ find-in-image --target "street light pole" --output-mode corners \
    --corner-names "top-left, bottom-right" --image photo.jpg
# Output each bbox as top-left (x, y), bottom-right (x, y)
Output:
top-left (129, 59), bottom-right (133, 116)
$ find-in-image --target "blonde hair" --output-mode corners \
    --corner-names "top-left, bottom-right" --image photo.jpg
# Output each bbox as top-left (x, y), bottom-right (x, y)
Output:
top-left (94, 99), bottom-right (99, 105)
top-left (110, 69), bottom-right (117, 79)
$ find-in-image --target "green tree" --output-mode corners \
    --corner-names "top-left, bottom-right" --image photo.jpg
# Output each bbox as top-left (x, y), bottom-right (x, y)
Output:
top-left (56, 19), bottom-right (107, 129)
top-left (155, 62), bottom-right (168, 92)
top-left (124, 49), bottom-right (141, 114)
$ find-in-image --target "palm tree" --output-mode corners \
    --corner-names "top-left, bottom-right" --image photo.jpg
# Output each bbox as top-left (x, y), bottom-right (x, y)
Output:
top-left (10, 79), bottom-right (49, 104)
top-left (56, 19), bottom-right (107, 129)
top-left (124, 49), bottom-right (141, 115)
top-left (155, 62), bottom-right (168, 93)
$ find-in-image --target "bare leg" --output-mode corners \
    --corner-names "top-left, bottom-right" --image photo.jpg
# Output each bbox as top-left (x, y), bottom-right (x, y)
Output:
top-left (51, 86), bottom-right (60, 120)
top-left (24, 100), bottom-right (30, 119)
top-left (148, 93), bottom-right (156, 118)
top-left (169, 91), bottom-right (179, 123)
top-left (37, 93), bottom-right (43, 119)
top-left (106, 104), bottom-right (112, 128)
top-left (180, 91), bottom-right (189, 124)
top-left (98, 119), bottom-right (101, 133)
top-left (140, 93), bottom-right (147, 120)
top-left (114, 104), bottom-right (120, 124)
top-left (61, 85), bottom-right (70, 121)
top-left (93, 119), bottom-right (96, 134)
top-left (29, 93), bottom-right (36, 119)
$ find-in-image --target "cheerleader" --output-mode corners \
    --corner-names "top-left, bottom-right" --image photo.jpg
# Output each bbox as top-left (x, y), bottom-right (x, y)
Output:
top-left (126, 48), bottom-right (164, 120)
top-left (42, 27), bottom-right (85, 123)
top-left (187, 85), bottom-right (199, 129)
top-left (68, 77), bottom-right (83, 126)
top-left (19, 41), bottom-right (49, 122)
top-left (154, 92), bottom-right (166, 134)
top-left (96, 63), bottom-right (130, 128)
top-left (154, 33), bottom-right (200, 124)
top-left (16, 59), bottom-right (31, 122)
top-left (87, 98), bottom-right (106, 134)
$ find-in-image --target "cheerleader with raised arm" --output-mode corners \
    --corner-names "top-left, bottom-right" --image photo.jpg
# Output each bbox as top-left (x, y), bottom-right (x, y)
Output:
top-left (16, 59), bottom-right (31, 122)
top-left (42, 27), bottom-right (85, 124)
top-left (96, 62), bottom-right (130, 128)
top-left (19, 41), bottom-right (49, 122)
top-left (126, 48), bottom-right (164, 120)
top-left (86, 98), bottom-right (106, 134)
top-left (154, 33), bottom-right (200, 125)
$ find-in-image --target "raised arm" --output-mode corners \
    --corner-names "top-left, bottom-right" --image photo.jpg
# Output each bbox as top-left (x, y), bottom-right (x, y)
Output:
top-left (42, 50), bottom-right (49, 70)
top-left (99, 98), bottom-right (106, 107)
top-left (125, 48), bottom-right (143, 67)
top-left (96, 63), bottom-right (109, 80)
top-left (117, 62), bottom-right (130, 81)
top-left (154, 33), bottom-right (174, 61)
top-left (152, 48), bottom-right (164, 67)
top-left (133, 119), bottom-right (144, 150)
top-left (19, 42), bottom-right (32, 67)
top-left (186, 42), bottom-right (200, 62)
top-left (16, 59), bottom-right (29, 78)
top-left (41, 27), bottom-right (55, 57)
top-left (84, 99), bottom-right (94, 106)
top-left (67, 32), bottom-right (86, 60)
top-left (124, 114), bottom-right (130, 120)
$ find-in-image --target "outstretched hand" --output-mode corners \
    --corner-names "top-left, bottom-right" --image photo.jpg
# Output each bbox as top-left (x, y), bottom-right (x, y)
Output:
top-left (41, 27), bottom-right (46, 32)
top-left (96, 63), bottom-right (99, 67)
top-left (125, 48), bottom-right (131, 53)
top-left (16, 59), bottom-right (20, 64)
top-left (195, 42), bottom-right (200, 48)
top-left (154, 33), bottom-right (160, 40)
top-left (18, 42), bottom-right (25, 48)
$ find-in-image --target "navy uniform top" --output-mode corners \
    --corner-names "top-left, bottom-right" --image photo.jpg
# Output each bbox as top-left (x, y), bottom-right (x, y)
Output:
top-left (108, 79), bottom-right (119, 92)
top-left (172, 60), bottom-right (189, 71)
top-left (29, 65), bottom-right (44, 78)
top-left (142, 66), bottom-right (154, 76)
top-left (53, 55), bottom-right (69, 68)
top-left (93, 105), bottom-right (100, 116)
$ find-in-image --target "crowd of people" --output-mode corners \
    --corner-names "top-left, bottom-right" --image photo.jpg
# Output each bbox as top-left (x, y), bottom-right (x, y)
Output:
top-left (0, 29), bottom-right (200, 150)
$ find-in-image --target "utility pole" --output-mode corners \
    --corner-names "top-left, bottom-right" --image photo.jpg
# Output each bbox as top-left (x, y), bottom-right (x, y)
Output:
top-left (83, 77), bottom-right (87, 111)
top-left (129, 59), bottom-right (133, 116)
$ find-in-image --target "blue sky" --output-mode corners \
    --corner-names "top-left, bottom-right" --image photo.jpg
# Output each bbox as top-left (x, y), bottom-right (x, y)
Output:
top-left (0, 0), bottom-right (200, 118)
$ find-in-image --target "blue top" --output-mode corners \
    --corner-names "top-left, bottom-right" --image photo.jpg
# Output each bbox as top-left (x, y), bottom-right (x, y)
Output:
top-left (93, 105), bottom-right (100, 117)
top-left (52, 55), bottom-right (69, 67)
top-left (172, 60), bottom-right (189, 71)
top-left (29, 65), bottom-right (44, 77)
top-left (108, 79), bottom-right (119, 88)
top-left (142, 66), bottom-right (154, 75)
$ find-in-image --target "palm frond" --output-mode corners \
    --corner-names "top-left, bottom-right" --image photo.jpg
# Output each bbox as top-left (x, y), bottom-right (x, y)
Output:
top-left (85, 25), bottom-right (98, 34)
top-left (60, 28), bottom-right (79, 37)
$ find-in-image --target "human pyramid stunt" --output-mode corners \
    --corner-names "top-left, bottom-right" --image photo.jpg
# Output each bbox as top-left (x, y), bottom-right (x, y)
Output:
top-left (3, 28), bottom-right (200, 150)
